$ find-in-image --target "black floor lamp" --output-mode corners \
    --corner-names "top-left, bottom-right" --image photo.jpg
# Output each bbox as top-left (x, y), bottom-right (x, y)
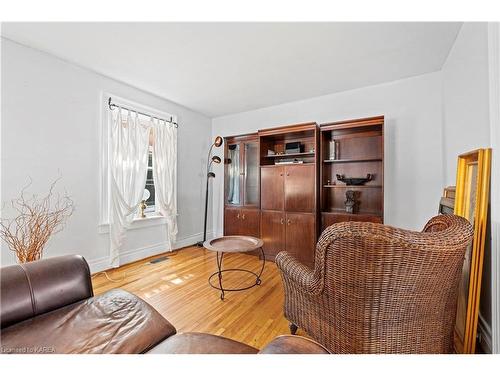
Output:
top-left (197, 136), bottom-right (223, 247)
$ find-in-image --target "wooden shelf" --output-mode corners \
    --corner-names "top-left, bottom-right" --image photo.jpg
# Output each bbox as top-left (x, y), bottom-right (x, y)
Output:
top-left (266, 152), bottom-right (315, 158)
top-left (323, 185), bottom-right (382, 189)
top-left (323, 158), bottom-right (382, 163)
top-left (261, 163), bottom-right (315, 168)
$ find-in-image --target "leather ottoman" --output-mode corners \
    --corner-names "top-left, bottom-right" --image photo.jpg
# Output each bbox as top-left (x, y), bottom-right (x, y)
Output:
top-left (147, 332), bottom-right (330, 354)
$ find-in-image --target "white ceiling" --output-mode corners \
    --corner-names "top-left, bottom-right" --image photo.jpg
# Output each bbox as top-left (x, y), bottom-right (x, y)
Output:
top-left (2, 22), bottom-right (461, 118)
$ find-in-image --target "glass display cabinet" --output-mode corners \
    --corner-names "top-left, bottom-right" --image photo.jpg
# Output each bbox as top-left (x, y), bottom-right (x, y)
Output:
top-left (223, 134), bottom-right (260, 237)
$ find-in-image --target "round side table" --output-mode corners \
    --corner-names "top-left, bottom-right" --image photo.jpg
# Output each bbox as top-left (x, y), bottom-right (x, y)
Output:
top-left (203, 235), bottom-right (265, 300)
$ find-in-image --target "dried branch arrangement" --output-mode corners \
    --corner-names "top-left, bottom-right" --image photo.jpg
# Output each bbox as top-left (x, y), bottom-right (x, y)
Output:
top-left (0, 178), bottom-right (74, 263)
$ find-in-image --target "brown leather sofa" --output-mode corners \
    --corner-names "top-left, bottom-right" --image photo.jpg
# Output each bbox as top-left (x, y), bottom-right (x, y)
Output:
top-left (0, 255), bottom-right (329, 354)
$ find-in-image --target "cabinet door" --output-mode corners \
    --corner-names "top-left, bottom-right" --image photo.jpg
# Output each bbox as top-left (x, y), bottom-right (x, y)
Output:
top-left (260, 210), bottom-right (286, 260)
top-left (239, 208), bottom-right (260, 237)
top-left (225, 143), bottom-right (242, 205)
top-left (284, 165), bottom-right (315, 212)
top-left (286, 213), bottom-right (316, 266)
top-left (224, 207), bottom-right (241, 236)
top-left (243, 141), bottom-right (259, 207)
top-left (261, 166), bottom-right (284, 211)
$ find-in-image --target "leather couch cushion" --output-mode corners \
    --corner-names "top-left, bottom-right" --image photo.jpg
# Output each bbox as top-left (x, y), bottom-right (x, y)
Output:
top-left (0, 289), bottom-right (176, 354)
top-left (259, 335), bottom-right (331, 354)
top-left (147, 332), bottom-right (258, 354)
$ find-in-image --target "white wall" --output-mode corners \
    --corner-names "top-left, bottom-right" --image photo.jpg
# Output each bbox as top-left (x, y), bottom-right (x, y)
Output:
top-left (442, 23), bottom-right (491, 185)
top-left (488, 22), bottom-right (500, 355)
top-left (441, 23), bottom-right (494, 353)
top-left (212, 71), bottom-right (444, 235)
top-left (1, 39), bottom-right (212, 272)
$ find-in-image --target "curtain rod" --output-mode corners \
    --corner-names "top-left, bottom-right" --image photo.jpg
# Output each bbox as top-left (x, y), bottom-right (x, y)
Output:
top-left (108, 97), bottom-right (178, 128)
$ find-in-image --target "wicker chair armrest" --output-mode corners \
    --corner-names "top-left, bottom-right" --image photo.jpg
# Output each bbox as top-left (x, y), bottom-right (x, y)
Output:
top-left (275, 251), bottom-right (322, 295)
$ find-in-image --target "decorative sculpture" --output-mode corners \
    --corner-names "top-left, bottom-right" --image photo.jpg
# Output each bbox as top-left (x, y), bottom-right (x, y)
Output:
top-left (344, 190), bottom-right (359, 214)
top-left (336, 173), bottom-right (373, 186)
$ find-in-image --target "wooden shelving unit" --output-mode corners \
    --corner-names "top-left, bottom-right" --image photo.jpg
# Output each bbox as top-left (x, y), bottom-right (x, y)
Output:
top-left (319, 116), bottom-right (384, 230)
top-left (223, 116), bottom-right (385, 265)
top-left (258, 122), bottom-right (319, 267)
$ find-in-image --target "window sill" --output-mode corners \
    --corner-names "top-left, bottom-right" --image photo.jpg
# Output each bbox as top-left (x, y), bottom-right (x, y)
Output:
top-left (98, 214), bottom-right (166, 234)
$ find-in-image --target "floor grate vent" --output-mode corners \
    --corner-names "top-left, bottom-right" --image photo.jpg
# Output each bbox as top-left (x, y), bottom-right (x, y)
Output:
top-left (150, 256), bottom-right (169, 264)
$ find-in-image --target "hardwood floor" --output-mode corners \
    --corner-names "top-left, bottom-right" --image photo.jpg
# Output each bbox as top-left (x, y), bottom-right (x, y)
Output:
top-left (92, 246), bottom-right (304, 349)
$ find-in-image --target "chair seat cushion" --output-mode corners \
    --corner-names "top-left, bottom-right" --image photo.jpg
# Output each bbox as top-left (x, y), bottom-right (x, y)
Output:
top-left (147, 332), bottom-right (258, 354)
top-left (0, 289), bottom-right (176, 354)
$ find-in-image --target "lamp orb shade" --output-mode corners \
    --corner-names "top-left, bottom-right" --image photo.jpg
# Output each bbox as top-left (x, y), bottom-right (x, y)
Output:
top-left (214, 136), bottom-right (223, 147)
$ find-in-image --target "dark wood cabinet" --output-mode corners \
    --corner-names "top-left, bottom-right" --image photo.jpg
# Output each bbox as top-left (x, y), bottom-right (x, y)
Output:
top-left (224, 117), bottom-right (384, 268)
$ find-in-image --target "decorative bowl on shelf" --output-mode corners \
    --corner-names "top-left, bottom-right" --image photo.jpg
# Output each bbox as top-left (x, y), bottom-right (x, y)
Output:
top-left (336, 174), bottom-right (373, 186)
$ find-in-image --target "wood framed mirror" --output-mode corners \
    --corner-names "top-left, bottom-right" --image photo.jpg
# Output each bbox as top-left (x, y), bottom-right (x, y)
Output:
top-left (453, 148), bottom-right (491, 354)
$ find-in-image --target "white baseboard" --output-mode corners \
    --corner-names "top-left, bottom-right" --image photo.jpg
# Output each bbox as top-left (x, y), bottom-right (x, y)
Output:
top-left (478, 312), bottom-right (493, 354)
top-left (88, 230), bottom-right (213, 273)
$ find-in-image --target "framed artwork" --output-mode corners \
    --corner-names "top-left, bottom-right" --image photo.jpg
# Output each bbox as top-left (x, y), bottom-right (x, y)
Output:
top-left (439, 186), bottom-right (455, 214)
top-left (453, 149), bottom-right (491, 354)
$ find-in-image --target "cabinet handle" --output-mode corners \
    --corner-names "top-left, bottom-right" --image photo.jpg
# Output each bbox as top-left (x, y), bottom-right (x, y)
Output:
top-left (237, 213), bottom-right (240, 219)
top-left (279, 173), bottom-right (283, 176)
top-left (286, 173), bottom-right (290, 176)
top-left (280, 218), bottom-right (284, 225)
top-left (287, 219), bottom-right (291, 225)
top-left (242, 214), bottom-right (246, 220)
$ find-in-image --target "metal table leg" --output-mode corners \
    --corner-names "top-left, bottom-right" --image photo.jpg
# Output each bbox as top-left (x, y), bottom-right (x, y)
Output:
top-left (208, 247), bottom-right (266, 300)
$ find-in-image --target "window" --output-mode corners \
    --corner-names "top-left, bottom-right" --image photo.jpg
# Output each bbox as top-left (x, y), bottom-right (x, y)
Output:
top-left (143, 150), bottom-right (156, 213)
top-left (99, 93), bottom-right (177, 229)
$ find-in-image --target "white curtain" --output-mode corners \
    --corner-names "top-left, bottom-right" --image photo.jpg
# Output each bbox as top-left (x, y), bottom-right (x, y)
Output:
top-left (109, 109), bottom-right (151, 267)
top-left (152, 119), bottom-right (178, 249)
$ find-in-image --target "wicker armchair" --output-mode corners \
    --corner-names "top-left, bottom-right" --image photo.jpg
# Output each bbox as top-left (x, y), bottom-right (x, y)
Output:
top-left (275, 214), bottom-right (473, 354)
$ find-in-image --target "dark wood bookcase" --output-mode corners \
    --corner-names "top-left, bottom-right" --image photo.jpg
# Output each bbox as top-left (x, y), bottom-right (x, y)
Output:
top-left (319, 116), bottom-right (384, 231)
top-left (258, 123), bottom-right (319, 267)
top-left (223, 116), bottom-right (384, 267)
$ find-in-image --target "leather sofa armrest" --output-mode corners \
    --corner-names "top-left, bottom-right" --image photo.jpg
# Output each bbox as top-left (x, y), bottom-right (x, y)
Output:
top-left (259, 335), bottom-right (330, 354)
top-left (1, 255), bottom-right (93, 329)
